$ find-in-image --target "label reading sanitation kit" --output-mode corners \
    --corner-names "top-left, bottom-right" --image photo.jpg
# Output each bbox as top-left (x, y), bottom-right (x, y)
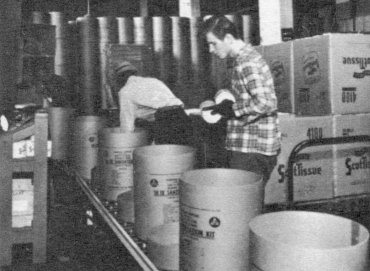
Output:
top-left (180, 203), bottom-right (221, 271)
top-left (149, 174), bottom-right (181, 224)
top-left (103, 147), bottom-right (134, 188)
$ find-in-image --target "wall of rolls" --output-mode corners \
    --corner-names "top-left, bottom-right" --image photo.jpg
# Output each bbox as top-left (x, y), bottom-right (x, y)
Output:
top-left (0, 0), bottom-right (22, 112)
top-left (25, 11), bottom-right (259, 112)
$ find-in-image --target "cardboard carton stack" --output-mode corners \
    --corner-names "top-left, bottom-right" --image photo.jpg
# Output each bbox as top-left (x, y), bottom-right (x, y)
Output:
top-left (260, 33), bottom-right (370, 204)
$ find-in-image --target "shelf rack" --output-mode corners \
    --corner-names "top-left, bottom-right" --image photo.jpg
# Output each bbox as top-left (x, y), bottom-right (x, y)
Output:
top-left (0, 110), bottom-right (48, 266)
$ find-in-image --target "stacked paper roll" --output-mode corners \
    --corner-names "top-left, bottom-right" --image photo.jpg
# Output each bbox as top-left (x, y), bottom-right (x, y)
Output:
top-left (200, 90), bottom-right (236, 124)
top-left (214, 89), bottom-right (236, 104)
top-left (200, 100), bottom-right (221, 124)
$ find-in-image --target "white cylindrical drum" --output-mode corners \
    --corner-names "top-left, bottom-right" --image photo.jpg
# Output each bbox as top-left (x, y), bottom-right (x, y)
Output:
top-left (117, 190), bottom-right (135, 224)
top-left (47, 107), bottom-right (75, 160)
top-left (133, 145), bottom-right (196, 241)
top-left (72, 115), bottom-right (106, 180)
top-left (99, 127), bottom-right (149, 201)
top-left (179, 169), bottom-right (263, 271)
top-left (249, 211), bottom-right (369, 271)
top-left (147, 223), bottom-right (180, 271)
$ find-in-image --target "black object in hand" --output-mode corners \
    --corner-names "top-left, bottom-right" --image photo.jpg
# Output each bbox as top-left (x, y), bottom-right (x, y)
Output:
top-left (203, 99), bottom-right (235, 119)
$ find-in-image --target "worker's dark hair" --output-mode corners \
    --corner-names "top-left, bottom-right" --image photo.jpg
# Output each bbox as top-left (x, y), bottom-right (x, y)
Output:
top-left (201, 15), bottom-right (241, 40)
top-left (111, 69), bottom-right (137, 107)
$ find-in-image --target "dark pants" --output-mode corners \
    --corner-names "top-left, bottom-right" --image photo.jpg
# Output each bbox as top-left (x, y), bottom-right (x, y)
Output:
top-left (228, 151), bottom-right (278, 186)
top-left (153, 106), bottom-right (194, 146)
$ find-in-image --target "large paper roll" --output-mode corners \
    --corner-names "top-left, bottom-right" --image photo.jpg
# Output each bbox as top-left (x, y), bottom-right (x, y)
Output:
top-left (200, 100), bottom-right (221, 124)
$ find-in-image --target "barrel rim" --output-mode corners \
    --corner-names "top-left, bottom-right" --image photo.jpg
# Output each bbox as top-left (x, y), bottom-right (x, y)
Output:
top-left (181, 168), bottom-right (263, 187)
top-left (249, 210), bottom-right (370, 250)
top-left (133, 144), bottom-right (196, 157)
top-left (75, 115), bottom-right (104, 121)
top-left (99, 126), bottom-right (147, 134)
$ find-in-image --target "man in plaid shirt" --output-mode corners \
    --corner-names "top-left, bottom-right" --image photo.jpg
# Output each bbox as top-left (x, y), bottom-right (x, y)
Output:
top-left (202, 15), bottom-right (281, 185)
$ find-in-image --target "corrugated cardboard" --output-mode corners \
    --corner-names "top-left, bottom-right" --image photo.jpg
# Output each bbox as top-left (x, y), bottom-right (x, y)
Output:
top-left (294, 33), bottom-right (370, 116)
top-left (333, 113), bottom-right (370, 196)
top-left (266, 114), bottom-right (334, 204)
top-left (264, 113), bottom-right (292, 204)
top-left (261, 41), bottom-right (294, 113)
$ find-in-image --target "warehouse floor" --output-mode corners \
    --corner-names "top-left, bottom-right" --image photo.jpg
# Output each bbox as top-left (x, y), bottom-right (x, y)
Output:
top-left (2, 206), bottom-right (142, 271)
top-left (1, 163), bottom-right (143, 271)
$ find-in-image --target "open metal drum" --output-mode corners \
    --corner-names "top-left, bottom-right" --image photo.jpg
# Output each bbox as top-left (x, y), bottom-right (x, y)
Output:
top-left (179, 168), bottom-right (264, 271)
top-left (249, 211), bottom-right (369, 271)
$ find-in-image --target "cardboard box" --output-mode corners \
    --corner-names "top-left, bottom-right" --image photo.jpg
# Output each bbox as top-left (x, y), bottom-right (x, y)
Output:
top-left (264, 113), bottom-right (292, 204)
top-left (261, 41), bottom-right (294, 113)
top-left (265, 113), bottom-right (334, 204)
top-left (333, 113), bottom-right (370, 196)
top-left (294, 33), bottom-right (370, 116)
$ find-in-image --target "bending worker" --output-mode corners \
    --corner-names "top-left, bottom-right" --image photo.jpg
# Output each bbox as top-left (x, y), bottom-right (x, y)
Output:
top-left (113, 61), bottom-right (193, 145)
top-left (201, 15), bottom-right (281, 185)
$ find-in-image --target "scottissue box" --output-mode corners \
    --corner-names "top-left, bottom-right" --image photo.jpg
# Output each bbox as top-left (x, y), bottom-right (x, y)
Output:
top-left (294, 33), bottom-right (370, 116)
top-left (261, 41), bottom-right (294, 113)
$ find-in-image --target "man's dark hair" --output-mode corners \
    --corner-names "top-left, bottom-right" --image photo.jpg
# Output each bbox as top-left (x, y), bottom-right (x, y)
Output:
top-left (201, 15), bottom-right (241, 40)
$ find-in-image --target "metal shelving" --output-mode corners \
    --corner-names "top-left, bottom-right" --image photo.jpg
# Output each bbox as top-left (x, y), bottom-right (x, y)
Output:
top-left (266, 135), bottom-right (370, 226)
top-left (53, 160), bottom-right (159, 271)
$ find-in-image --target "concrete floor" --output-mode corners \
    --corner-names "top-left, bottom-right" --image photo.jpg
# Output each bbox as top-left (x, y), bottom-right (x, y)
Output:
top-left (1, 205), bottom-right (143, 271)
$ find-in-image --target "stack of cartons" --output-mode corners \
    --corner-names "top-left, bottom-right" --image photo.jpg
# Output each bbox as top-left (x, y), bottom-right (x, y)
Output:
top-left (260, 33), bottom-right (370, 204)
top-left (265, 113), bottom-right (334, 204)
top-left (333, 114), bottom-right (370, 197)
top-left (261, 41), bottom-right (294, 114)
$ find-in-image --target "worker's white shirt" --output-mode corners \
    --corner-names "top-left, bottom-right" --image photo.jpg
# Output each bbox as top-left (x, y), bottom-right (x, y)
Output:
top-left (118, 75), bottom-right (183, 131)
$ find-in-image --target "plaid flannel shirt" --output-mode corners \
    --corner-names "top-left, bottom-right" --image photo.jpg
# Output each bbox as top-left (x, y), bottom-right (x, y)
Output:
top-left (226, 45), bottom-right (281, 155)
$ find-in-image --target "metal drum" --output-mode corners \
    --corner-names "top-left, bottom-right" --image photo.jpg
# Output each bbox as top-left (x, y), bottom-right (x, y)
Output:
top-left (133, 145), bottom-right (196, 241)
top-left (179, 168), bottom-right (263, 271)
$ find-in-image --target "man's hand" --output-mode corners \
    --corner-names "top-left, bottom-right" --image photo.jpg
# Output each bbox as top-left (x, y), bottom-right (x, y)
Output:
top-left (202, 99), bottom-right (235, 119)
